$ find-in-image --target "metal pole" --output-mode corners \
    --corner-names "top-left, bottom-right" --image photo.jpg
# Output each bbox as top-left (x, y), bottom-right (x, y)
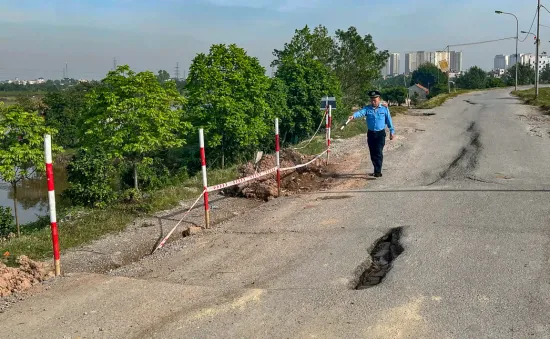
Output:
top-left (515, 14), bottom-right (519, 91)
top-left (325, 106), bottom-right (329, 165)
top-left (447, 46), bottom-right (451, 94)
top-left (327, 105), bottom-right (332, 165)
top-left (275, 118), bottom-right (281, 197)
top-left (199, 129), bottom-right (210, 228)
top-left (44, 134), bottom-right (61, 276)
top-left (536, 0), bottom-right (541, 98)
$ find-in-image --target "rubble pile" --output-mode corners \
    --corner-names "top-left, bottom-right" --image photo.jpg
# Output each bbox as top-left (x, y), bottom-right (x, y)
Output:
top-left (0, 256), bottom-right (54, 297)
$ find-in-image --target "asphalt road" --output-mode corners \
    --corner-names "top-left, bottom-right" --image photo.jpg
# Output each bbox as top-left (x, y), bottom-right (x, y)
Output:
top-left (1, 88), bottom-right (550, 338)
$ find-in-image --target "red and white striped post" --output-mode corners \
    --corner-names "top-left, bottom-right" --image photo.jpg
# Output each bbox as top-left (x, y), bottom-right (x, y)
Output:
top-left (275, 118), bottom-right (281, 197)
top-left (326, 105), bottom-right (332, 165)
top-left (44, 134), bottom-right (60, 276)
top-left (199, 129), bottom-right (210, 228)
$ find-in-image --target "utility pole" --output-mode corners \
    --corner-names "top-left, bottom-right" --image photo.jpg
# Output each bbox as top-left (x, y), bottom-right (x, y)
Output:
top-left (113, 57), bottom-right (117, 70)
top-left (447, 46), bottom-right (451, 94)
top-left (536, 0), bottom-right (541, 98)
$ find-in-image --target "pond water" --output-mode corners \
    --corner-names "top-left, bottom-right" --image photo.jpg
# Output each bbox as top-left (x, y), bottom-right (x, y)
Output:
top-left (0, 164), bottom-right (69, 224)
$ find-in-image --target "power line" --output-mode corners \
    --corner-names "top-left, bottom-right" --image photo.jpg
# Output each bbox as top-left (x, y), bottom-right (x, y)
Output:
top-left (443, 36), bottom-right (517, 50)
top-left (520, 6), bottom-right (539, 42)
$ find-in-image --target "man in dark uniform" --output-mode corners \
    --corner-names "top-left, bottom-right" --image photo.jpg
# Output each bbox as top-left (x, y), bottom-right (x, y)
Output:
top-left (348, 90), bottom-right (395, 178)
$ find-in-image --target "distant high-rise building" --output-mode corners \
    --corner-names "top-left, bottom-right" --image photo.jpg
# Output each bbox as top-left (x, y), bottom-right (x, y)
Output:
top-left (405, 50), bottom-right (459, 73)
top-left (494, 54), bottom-right (509, 70)
top-left (405, 53), bottom-right (412, 74)
top-left (405, 51), bottom-right (424, 74)
top-left (385, 53), bottom-right (400, 76)
top-left (509, 54), bottom-right (518, 67)
top-left (450, 51), bottom-right (463, 72)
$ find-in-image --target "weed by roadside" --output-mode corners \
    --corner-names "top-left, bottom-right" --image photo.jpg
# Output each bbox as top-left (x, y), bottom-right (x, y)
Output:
top-left (417, 89), bottom-right (474, 109)
top-left (512, 88), bottom-right (550, 113)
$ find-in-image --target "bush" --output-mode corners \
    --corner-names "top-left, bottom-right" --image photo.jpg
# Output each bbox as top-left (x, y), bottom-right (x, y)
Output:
top-left (0, 206), bottom-right (15, 237)
top-left (64, 149), bottom-right (117, 208)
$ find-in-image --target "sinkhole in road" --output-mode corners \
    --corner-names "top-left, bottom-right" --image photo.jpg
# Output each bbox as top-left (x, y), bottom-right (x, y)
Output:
top-left (355, 227), bottom-right (405, 290)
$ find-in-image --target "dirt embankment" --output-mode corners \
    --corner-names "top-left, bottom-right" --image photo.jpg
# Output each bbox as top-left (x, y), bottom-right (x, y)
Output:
top-left (223, 148), bottom-right (336, 200)
top-left (1, 256), bottom-right (54, 298)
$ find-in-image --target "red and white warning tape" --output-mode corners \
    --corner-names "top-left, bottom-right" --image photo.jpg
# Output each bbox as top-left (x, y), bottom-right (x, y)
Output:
top-left (280, 149), bottom-right (328, 172)
top-left (293, 108), bottom-right (328, 150)
top-left (153, 147), bottom-right (328, 252)
top-left (207, 167), bottom-right (278, 192)
top-left (153, 189), bottom-right (206, 253)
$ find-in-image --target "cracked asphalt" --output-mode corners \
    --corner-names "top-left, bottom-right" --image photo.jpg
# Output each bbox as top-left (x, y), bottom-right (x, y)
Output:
top-left (1, 87), bottom-right (550, 338)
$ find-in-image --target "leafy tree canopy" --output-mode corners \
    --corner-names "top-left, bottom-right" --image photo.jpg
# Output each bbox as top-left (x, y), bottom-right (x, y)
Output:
top-left (80, 65), bottom-right (189, 190)
top-left (185, 44), bottom-right (274, 166)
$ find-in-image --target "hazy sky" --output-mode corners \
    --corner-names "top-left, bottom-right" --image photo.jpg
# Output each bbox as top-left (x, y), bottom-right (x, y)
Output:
top-left (0, 0), bottom-right (548, 80)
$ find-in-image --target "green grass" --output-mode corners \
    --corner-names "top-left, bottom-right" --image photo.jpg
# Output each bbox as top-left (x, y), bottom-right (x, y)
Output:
top-left (512, 87), bottom-right (550, 113)
top-left (417, 89), bottom-right (474, 109)
top-left (0, 166), bottom-right (238, 262)
top-left (293, 137), bottom-right (327, 156)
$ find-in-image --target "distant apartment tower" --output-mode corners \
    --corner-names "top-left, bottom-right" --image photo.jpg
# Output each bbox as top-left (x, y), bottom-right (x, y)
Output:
top-left (449, 51), bottom-right (463, 72)
top-left (405, 51), bottom-right (424, 74)
top-left (509, 54), bottom-right (518, 67)
top-left (517, 53), bottom-right (550, 71)
top-left (405, 51), bottom-right (456, 73)
top-left (385, 53), bottom-right (400, 76)
top-left (405, 53), bottom-right (415, 74)
top-left (494, 54), bottom-right (509, 70)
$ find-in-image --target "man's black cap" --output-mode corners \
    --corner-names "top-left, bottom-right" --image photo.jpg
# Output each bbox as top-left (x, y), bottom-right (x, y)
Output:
top-left (368, 90), bottom-right (381, 98)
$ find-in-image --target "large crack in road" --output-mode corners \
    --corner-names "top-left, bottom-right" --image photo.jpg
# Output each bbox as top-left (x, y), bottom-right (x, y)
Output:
top-left (428, 121), bottom-right (482, 186)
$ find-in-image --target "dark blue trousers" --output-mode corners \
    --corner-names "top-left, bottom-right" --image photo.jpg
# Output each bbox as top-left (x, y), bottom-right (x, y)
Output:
top-left (367, 129), bottom-right (386, 174)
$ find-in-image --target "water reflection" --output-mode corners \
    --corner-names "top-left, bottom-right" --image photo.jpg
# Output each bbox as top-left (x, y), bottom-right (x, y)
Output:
top-left (0, 164), bottom-right (68, 224)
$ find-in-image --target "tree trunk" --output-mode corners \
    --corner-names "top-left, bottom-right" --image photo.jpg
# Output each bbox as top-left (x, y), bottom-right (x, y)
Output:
top-left (133, 163), bottom-right (139, 191)
top-left (13, 182), bottom-right (20, 237)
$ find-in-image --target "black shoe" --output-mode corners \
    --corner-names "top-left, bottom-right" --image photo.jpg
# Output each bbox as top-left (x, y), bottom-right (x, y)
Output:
top-left (374, 172), bottom-right (382, 178)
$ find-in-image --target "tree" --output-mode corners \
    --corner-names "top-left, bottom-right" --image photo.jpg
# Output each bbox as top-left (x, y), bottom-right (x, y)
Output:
top-left (157, 70), bottom-right (171, 83)
top-left (272, 25), bottom-right (387, 110)
top-left (0, 103), bottom-right (57, 236)
top-left (539, 64), bottom-right (550, 84)
top-left (186, 44), bottom-right (274, 167)
top-left (486, 77), bottom-right (506, 88)
top-left (275, 56), bottom-right (341, 142)
top-left (80, 65), bottom-right (189, 191)
top-left (43, 81), bottom-right (98, 149)
top-left (504, 63), bottom-right (535, 86)
top-left (266, 77), bottom-right (292, 144)
top-left (410, 63), bottom-right (448, 96)
top-left (381, 87), bottom-right (407, 106)
top-left (455, 66), bottom-right (488, 89)
top-left (332, 26), bottom-right (389, 108)
top-left (376, 74), bottom-right (410, 89)
top-left (64, 148), bottom-right (116, 208)
top-left (271, 25), bottom-right (336, 69)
